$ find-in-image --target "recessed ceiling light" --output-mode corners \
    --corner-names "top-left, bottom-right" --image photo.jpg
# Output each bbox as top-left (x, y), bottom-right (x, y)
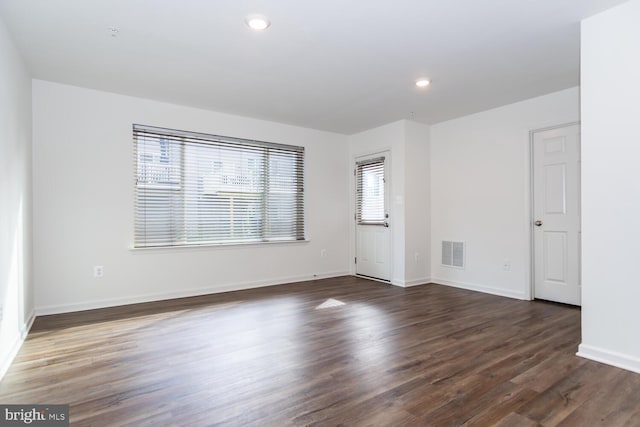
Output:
top-left (245, 14), bottom-right (271, 31)
top-left (415, 79), bottom-right (431, 88)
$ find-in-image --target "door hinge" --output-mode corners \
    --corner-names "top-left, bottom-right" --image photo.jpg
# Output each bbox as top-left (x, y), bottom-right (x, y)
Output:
top-left (354, 257), bottom-right (357, 264)
top-left (354, 213), bottom-right (356, 220)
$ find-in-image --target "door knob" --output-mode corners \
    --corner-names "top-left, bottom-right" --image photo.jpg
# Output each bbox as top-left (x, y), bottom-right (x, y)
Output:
top-left (534, 220), bottom-right (543, 227)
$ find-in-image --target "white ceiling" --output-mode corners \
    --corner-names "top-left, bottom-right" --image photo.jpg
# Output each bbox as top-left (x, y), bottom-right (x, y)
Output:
top-left (0, 0), bottom-right (628, 134)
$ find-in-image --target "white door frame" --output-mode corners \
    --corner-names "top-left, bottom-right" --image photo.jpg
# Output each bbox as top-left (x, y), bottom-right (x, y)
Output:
top-left (527, 121), bottom-right (581, 301)
top-left (352, 150), bottom-right (393, 283)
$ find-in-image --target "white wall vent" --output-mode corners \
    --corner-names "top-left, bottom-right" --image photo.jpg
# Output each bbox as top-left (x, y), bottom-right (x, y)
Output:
top-left (442, 241), bottom-right (464, 268)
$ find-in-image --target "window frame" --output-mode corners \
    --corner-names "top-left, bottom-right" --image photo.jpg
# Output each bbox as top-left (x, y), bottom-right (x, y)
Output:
top-left (133, 124), bottom-right (306, 249)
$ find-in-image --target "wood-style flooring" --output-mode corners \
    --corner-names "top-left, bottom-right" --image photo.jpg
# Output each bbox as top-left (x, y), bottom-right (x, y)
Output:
top-left (1, 276), bottom-right (639, 426)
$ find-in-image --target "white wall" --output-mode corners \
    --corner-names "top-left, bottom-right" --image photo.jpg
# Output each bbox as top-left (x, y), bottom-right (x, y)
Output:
top-left (430, 87), bottom-right (579, 299)
top-left (0, 16), bottom-right (33, 378)
top-left (579, 0), bottom-right (640, 373)
top-left (32, 80), bottom-right (350, 314)
top-left (404, 121), bottom-right (431, 285)
top-left (348, 120), bottom-right (430, 286)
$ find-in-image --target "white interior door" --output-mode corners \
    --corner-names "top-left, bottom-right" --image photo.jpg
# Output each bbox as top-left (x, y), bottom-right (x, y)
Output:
top-left (355, 154), bottom-right (390, 281)
top-left (533, 124), bottom-right (581, 305)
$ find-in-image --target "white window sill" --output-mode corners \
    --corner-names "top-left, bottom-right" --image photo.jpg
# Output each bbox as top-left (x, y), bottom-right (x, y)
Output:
top-left (129, 239), bottom-right (310, 251)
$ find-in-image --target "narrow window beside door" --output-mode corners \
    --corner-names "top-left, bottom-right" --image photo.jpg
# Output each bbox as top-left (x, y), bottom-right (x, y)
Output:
top-left (133, 125), bottom-right (305, 248)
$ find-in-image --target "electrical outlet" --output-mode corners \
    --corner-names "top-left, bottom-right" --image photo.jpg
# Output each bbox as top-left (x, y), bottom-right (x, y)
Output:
top-left (502, 259), bottom-right (510, 271)
top-left (320, 249), bottom-right (327, 258)
top-left (414, 252), bottom-right (420, 263)
top-left (94, 266), bottom-right (104, 278)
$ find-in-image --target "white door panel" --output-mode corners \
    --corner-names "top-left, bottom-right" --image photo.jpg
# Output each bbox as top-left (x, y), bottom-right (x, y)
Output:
top-left (356, 225), bottom-right (390, 280)
top-left (355, 154), bottom-right (390, 281)
top-left (544, 164), bottom-right (566, 214)
top-left (533, 124), bottom-right (581, 305)
top-left (543, 231), bottom-right (567, 282)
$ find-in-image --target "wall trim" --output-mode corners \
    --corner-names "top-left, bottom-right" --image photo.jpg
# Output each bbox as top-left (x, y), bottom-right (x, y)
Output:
top-left (357, 275), bottom-right (392, 285)
top-left (404, 277), bottom-right (431, 287)
top-left (431, 277), bottom-right (527, 300)
top-left (0, 310), bottom-right (36, 382)
top-left (36, 270), bottom-right (350, 316)
top-left (21, 310), bottom-right (35, 338)
top-left (0, 335), bottom-right (23, 383)
top-left (390, 277), bottom-right (431, 288)
top-left (577, 343), bottom-right (640, 374)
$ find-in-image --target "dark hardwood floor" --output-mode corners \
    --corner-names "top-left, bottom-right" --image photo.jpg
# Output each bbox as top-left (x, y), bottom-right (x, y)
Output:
top-left (1, 276), bottom-right (639, 426)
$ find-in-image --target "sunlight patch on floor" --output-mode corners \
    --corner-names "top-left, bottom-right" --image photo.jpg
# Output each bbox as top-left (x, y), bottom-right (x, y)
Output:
top-left (315, 298), bottom-right (346, 309)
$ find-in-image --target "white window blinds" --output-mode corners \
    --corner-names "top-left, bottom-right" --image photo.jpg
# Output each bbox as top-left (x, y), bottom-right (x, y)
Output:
top-left (356, 157), bottom-right (386, 225)
top-left (134, 125), bottom-right (305, 248)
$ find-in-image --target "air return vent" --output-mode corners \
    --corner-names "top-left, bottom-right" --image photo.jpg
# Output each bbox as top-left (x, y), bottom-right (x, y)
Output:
top-left (442, 241), bottom-right (464, 268)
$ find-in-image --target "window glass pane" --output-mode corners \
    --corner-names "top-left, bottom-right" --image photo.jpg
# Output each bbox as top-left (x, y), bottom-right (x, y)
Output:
top-left (356, 159), bottom-right (385, 225)
top-left (361, 168), bottom-right (384, 222)
top-left (267, 152), bottom-right (301, 239)
top-left (183, 143), bottom-right (264, 243)
top-left (136, 137), bottom-right (181, 189)
top-left (134, 125), bottom-right (304, 247)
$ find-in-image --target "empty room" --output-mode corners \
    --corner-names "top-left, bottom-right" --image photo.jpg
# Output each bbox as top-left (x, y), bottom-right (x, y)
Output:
top-left (1, 0), bottom-right (640, 425)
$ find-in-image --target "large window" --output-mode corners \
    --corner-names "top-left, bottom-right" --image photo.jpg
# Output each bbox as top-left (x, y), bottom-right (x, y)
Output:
top-left (134, 125), bottom-right (305, 248)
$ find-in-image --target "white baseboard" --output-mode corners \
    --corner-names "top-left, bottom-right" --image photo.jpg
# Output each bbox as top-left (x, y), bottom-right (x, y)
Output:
top-left (577, 343), bottom-right (640, 374)
top-left (0, 335), bottom-right (22, 382)
top-left (21, 309), bottom-right (35, 338)
top-left (390, 277), bottom-right (431, 288)
top-left (0, 310), bottom-right (35, 382)
top-left (431, 277), bottom-right (527, 300)
top-left (35, 271), bottom-right (350, 316)
top-left (356, 275), bottom-right (392, 285)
